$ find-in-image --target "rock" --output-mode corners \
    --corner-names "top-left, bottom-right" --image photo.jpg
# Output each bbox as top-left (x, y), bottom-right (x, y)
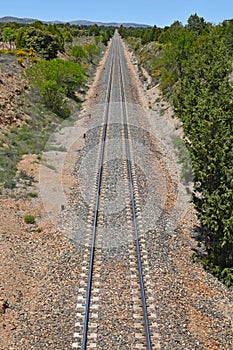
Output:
top-left (0, 298), bottom-right (9, 314)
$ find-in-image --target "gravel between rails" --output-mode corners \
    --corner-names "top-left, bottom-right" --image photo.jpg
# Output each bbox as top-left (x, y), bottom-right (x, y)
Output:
top-left (71, 36), bottom-right (152, 349)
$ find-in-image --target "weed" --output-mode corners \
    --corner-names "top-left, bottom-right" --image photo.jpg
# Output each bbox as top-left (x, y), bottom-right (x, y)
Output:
top-left (16, 49), bottom-right (27, 57)
top-left (3, 177), bottom-right (16, 189)
top-left (26, 192), bottom-right (38, 198)
top-left (24, 214), bottom-right (35, 224)
top-left (18, 170), bottom-right (32, 181)
top-left (16, 57), bottom-right (24, 67)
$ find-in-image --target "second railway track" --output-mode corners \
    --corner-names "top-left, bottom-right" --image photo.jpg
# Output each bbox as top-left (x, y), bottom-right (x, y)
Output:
top-left (72, 32), bottom-right (161, 350)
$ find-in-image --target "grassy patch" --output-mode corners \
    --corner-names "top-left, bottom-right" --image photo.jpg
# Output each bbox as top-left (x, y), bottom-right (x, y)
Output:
top-left (24, 214), bottom-right (35, 224)
top-left (0, 107), bottom-right (62, 188)
top-left (26, 192), bottom-right (38, 198)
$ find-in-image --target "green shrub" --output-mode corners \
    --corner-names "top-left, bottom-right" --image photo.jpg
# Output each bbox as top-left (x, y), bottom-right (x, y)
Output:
top-left (25, 59), bottom-right (84, 117)
top-left (16, 26), bottom-right (61, 59)
top-left (70, 45), bottom-right (87, 63)
top-left (84, 43), bottom-right (100, 63)
top-left (3, 178), bottom-right (16, 189)
top-left (26, 192), bottom-right (38, 198)
top-left (24, 214), bottom-right (35, 224)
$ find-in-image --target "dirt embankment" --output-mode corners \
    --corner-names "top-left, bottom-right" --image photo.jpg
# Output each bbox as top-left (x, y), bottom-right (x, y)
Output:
top-left (0, 56), bottom-right (29, 128)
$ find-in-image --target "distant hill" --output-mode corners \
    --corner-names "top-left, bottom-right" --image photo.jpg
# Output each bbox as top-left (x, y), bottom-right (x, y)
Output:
top-left (0, 16), bottom-right (150, 28)
top-left (0, 16), bottom-right (37, 24)
top-left (69, 20), bottom-right (150, 28)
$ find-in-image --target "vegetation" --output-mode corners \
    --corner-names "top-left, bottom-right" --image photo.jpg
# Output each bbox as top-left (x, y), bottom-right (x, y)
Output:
top-left (26, 192), bottom-right (38, 198)
top-left (0, 20), bottom-right (114, 58)
top-left (15, 26), bottom-right (61, 59)
top-left (0, 113), bottom-right (60, 188)
top-left (124, 14), bottom-right (233, 286)
top-left (173, 136), bottom-right (193, 187)
top-left (24, 214), bottom-right (35, 224)
top-left (2, 26), bottom-right (16, 43)
top-left (84, 43), bottom-right (101, 63)
top-left (0, 21), bottom-right (114, 190)
top-left (69, 45), bottom-right (87, 63)
top-left (25, 59), bottom-right (85, 117)
top-left (172, 28), bottom-right (233, 282)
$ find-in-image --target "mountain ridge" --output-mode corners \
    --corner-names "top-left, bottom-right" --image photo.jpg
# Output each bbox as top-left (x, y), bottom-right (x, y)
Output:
top-left (0, 16), bottom-right (150, 28)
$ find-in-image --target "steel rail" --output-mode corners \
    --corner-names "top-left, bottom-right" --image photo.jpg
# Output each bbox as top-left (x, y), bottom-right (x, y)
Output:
top-left (81, 36), bottom-right (152, 350)
top-left (117, 37), bottom-right (152, 350)
top-left (81, 47), bottom-right (115, 350)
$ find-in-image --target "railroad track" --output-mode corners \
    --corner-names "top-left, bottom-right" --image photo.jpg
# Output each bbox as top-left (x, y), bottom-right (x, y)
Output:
top-left (72, 32), bottom-right (160, 350)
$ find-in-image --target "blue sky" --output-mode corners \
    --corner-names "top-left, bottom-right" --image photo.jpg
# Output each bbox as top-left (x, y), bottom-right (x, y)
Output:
top-left (1, 0), bottom-right (233, 27)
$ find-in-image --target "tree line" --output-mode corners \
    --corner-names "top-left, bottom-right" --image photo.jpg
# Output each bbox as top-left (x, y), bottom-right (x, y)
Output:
top-left (0, 21), bottom-right (115, 59)
top-left (121, 14), bottom-right (233, 286)
top-left (0, 21), bottom-right (115, 117)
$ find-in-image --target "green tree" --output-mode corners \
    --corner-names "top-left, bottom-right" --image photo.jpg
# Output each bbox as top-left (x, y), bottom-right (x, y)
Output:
top-left (155, 28), bottom-right (194, 93)
top-left (221, 19), bottom-right (233, 54)
top-left (172, 29), bottom-right (233, 272)
top-left (100, 31), bottom-right (109, 45)
top-left (141, 29), bottom-right (152, 45)
top-left (25, 59), bottom-right (85, 116)
top-left (88, 24), bottom-right (100, 36)
top-left (84, 43), bottom-right (100, 63)
top-left (15, 27), bottom-right (26, 48)
top-left (70, 45), bottom-right (87, 63)
top-left (47, 24), bottom-right (64, 51)
top-left (2, 27), bottom-right (16, 43)
top-left (186, 13), bottom-right (208, 36)
top-left (94, 35), bottom-right (101, 45)
top-left (15, 26), bottom-right (62, 59)
top-left (63, 31), bottom-right (73, 43)
top-left (158, 21), bottom-right (183, 44)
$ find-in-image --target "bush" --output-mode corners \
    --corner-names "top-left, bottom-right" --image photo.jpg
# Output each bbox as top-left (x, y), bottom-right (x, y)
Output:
top-left (3, 178), bottom-right (16, 189)
top-left (70, 45), bottom-right (87, 63)
top-left (24, 214), bottom-right (35, 224)
top-left (16, 49), bottom-right (27, 56)
top-left (25, 59), bottom-right (85, 117)
top-left (84, 43), bottom-right (101, 63)
top-left (16, 27), bottom-right (61, 59)
top-left (26, 192), bottom-right (38, 198)
top-left (16, 57), bottom-right (24, 67)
